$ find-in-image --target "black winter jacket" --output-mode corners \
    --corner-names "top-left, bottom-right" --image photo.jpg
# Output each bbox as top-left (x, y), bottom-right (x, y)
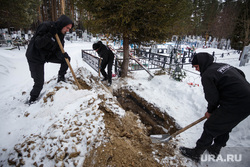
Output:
top-left (97, 43), bottom-right (114, 62)
top-left (26, 15), bottom-right (73, 63)
top-left (196, 53), bottom-right (250, 113)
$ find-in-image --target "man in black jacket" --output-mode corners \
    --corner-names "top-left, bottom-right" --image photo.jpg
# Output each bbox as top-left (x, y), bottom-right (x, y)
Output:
top-left (26, 15), bottom-right (74, 104)
top-left (180, 52), bottom-right (250, 162)
top-left (92, 41), bottom-right (114, 86)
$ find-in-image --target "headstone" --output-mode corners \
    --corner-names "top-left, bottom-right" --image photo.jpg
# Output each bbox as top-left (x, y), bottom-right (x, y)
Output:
top-left (83, 31), bottom-right (88, 41)
top-left (172, 35), bottom-right (178, 42)
top-left (239, 45), bottom-right (250, 66)
top-left (226, 39), bottom-right (231, 50)
top-left (151, 44), bottom-right (157, 53)
top-left (17, 31), bottom-right (21, 38)
top-left (72, 32), bottom-right (77, 41)
top-left (211, 38), bottom-right (216, 48)
top-left (167, 45), bottom-right (174, 54)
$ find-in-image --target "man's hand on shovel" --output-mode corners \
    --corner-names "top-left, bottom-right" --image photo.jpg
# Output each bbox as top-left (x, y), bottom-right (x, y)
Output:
top-left (62, 52), bottom-right (70, 60)
top-left (54, 34), bottom-right (82, 89)
top-left (205, 112), bottom-right (211, 119)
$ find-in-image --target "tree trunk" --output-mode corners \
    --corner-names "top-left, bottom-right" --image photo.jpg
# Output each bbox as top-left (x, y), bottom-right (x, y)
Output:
top-left (244, 19), bottom-right (250, 46)
top-left (42, 0), bottom-right (48, 21)
top-left (41, 5), bottom-right (45, 21)
top-left (61, 0), bottom-right (65, 15)
top-left (38, 5), bottom-right (42, 24)
top-left (121, 35), bottom-right (129, 77)
top-left (51, 0), bottom-right (57, 21)
top-left (243, 4), bottom-right (249, 46)
top-left (71, 0), bottom-right (74, 19)
top-left (57, 0), bottom-right (60, 18)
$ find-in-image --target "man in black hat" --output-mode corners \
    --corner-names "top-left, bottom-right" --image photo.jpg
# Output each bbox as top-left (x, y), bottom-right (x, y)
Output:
top-left (93, 41), bottom-right (114, 86)
top-left (26, 15), bottom-right (74, 104)
top-left (180, 52), bottom-right (250, 162)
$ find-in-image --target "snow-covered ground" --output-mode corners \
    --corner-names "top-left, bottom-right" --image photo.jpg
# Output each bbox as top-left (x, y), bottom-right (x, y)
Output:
top-left (0, 40), bottom-right (249, 167)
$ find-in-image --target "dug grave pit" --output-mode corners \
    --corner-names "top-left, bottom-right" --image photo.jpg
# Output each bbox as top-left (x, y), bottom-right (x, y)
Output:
top-left (113, 87), bottom-right (180, 136)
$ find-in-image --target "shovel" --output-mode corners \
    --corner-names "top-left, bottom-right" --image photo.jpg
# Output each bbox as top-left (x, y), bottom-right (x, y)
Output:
top-left (55, 34), bottom-right (82, 89)
top-left (150, 116), bottom-right (206, 143)
top-left (129, 54), bottom-right (154, 80)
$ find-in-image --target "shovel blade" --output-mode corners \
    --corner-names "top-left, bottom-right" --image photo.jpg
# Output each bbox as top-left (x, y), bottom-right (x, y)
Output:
top-left (148, 75), bottom-right (154, 81)
top-left (150, 134), bottom-right (172, 143)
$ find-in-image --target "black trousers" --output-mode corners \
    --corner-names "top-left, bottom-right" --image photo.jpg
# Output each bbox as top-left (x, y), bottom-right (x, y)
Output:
top-left (28, 56), bottom-right (70, 98)
top-left (196, 108), bottom-right (250, 149)
top-left (100, 56), bottom-right (114, 83)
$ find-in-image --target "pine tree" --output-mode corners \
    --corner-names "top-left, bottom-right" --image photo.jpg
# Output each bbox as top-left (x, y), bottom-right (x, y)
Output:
top-left (191, 0), bottom-right (220, 36)
top-left (231, 0), bottom-right (250, 50)
top-left (240, 0), bottom-right (250, 47)
top-left (79, 0), bottom-right (192, 77)
top-left (210, 1), bottom-right (240, 40)
top-left (0, 0), bottom-right (40, 32)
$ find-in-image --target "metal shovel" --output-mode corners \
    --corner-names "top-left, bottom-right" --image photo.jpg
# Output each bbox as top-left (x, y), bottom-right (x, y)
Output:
top-left (150, 116), bottom-right (206, 143)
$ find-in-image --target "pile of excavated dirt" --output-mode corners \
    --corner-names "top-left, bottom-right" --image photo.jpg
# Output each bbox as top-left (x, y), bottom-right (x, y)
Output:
top-left (83, 109), bottom-right (184, 167)
top-left (4, 73), bottom-right (186, 166)
top-left (83, 78), bottom-right (185, 167)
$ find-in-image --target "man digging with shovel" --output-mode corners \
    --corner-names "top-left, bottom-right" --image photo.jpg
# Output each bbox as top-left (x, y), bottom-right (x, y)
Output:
top-left (179, 52), bottom-right (250, 163)
top-left (92, 41), bottom-right (114, 86)
top-left (26, 15), bottom-right (74, 104)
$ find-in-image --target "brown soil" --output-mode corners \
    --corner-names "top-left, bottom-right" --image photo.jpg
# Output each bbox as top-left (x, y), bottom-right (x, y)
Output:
top-left (83, 78), bottom-right (185, 167)
top-left (83, 107), bottom-right (182, 167)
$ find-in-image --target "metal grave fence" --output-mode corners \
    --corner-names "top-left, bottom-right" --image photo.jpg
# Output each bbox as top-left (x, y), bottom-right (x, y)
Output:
top-left (82, 49), bottom-right (194, 77)
top-left (82, 50), bottom-right (100, 73)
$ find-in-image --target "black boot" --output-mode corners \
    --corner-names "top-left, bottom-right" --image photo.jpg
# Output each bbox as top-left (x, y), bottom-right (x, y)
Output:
top-left (101, 77), bottom-right (108, 82)
top-left (107, 80), bottom-right (112, 86)
top-left (207, 144), bottom-right (222, 159)
top-left (57, 75), bottom-right (66, 83)
top-left (179, 146), bottom-right (205, 163)
top-left (27, 96), bottom-right (37, 105)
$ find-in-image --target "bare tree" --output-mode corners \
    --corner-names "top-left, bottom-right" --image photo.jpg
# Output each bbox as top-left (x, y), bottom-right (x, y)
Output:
top-left (242, 1), bottom-right (250, 46)
top-left (210, 3), bottom-right (239, 40)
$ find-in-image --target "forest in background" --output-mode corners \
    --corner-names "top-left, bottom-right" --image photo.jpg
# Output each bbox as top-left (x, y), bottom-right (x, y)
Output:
top-left (0, 0), bottom-right (249, 50)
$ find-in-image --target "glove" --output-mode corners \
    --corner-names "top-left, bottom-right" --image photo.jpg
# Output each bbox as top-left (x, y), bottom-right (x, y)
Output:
top-left (62, 52), bottom-right (70, 59)
top-left (49, 24), bottom-right (57, 36)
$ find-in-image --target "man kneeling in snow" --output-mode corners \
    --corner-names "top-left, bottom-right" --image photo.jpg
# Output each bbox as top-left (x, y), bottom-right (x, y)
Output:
top-left (180, 52), bottom-right (250, 162)
top-left (26, 15), bottom-right (74, 104)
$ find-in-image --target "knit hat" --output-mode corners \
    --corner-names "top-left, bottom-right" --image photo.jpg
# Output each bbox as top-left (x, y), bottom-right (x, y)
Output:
top-left (191, 53), bottom-right (199, 65)
top-left (92, 43), bottom-right (101, 50)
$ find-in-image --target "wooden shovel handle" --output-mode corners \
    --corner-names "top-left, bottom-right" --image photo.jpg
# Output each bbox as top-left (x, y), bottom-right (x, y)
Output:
top-left (98, 58), bottom-right (101, 78)
top-left (55, 34), bottom-right (81, 89)
top-left (172, 116), bottom-right (206, 137)
top-left (55, 34), bottom-right (65, 54)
